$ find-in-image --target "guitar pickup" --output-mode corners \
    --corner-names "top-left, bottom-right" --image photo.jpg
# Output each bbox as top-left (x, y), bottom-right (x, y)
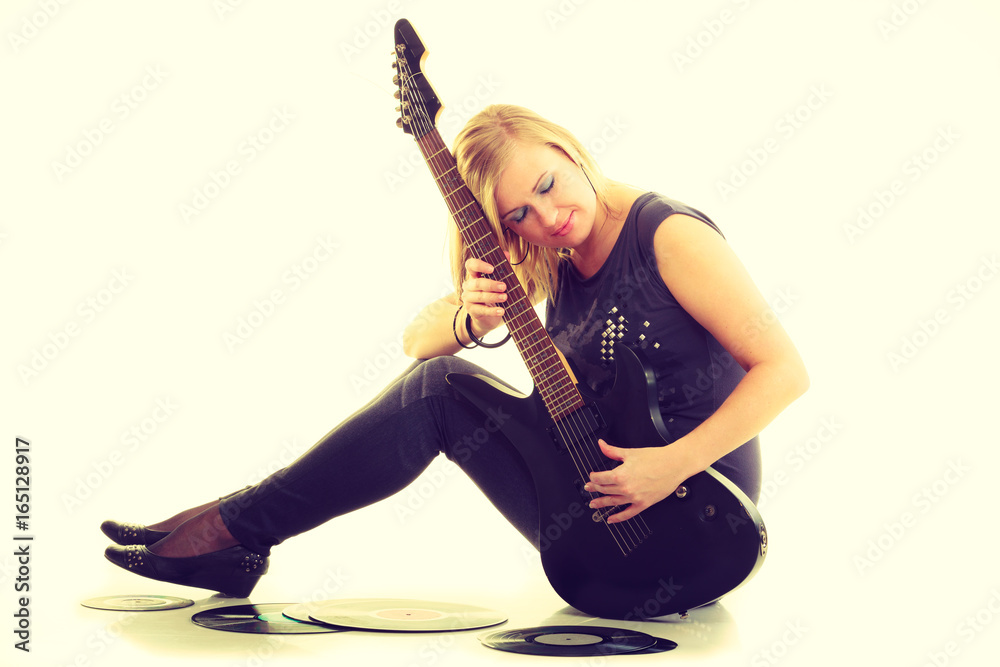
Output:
top-left (547, 403), bottom-right (606, 452)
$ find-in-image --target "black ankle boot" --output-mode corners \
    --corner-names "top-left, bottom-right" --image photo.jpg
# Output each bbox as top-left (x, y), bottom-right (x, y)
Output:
top-left (104, 545), bottom-right (268, 598)
top-left (101, 520), bottom-right (170, 546)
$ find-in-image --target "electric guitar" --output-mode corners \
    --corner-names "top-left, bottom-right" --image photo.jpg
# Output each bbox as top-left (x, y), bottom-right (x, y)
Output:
top-left (391, 19), bottom-right (767, 620)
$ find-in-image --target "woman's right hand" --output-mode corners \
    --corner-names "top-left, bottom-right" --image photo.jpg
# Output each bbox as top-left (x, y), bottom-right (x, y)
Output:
top-left (461, 255), bottom-right (508, 339)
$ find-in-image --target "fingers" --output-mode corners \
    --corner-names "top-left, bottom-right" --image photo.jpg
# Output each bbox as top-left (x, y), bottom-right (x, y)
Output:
top-left (606, 504), bottom-right (643, 524)
top-left (462, 257), bottom-right (507, 317)
top-left (597, 439), bottom-right (624, 461)
top-left (585, 490), bottom-right (642, 524)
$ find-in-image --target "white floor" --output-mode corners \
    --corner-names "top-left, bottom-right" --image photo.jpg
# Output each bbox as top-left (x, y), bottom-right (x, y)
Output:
top-left (69, 493), bottom-right (791, 667)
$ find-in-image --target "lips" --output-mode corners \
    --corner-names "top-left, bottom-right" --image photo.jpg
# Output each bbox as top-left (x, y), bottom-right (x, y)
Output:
top-left (552, 212), bottom-right (574, 237)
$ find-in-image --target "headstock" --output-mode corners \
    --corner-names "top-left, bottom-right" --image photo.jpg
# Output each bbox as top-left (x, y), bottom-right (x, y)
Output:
top-left (392, 19), bottom-right (442, 139)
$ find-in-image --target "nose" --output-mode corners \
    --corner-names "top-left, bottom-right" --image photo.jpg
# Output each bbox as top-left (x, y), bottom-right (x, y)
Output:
top-left (538, 201), bottom-right (559, 228)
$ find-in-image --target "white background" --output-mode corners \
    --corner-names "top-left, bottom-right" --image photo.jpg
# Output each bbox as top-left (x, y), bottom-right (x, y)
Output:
top-left (3, 1), bottom-right (999, 665)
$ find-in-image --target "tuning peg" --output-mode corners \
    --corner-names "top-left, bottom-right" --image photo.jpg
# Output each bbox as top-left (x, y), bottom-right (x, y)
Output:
top-left (391, 60), bottom-right (398, 69)
top-left (393, 89), bottom-right (401, 100)
top-left (396, 118), bottom-right (404, 128)
top-left (392, 74), bottom-right (400, 86)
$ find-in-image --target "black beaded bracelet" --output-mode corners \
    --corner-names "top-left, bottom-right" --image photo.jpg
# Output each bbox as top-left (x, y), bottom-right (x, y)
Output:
top-left (453, 306), bottom-right (477, 349)
top-left (466, 312), bottom-right (512, 349)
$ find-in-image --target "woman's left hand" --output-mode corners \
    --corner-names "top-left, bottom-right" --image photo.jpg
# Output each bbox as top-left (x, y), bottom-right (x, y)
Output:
top-left (584, 439), bottom-right (700, 523)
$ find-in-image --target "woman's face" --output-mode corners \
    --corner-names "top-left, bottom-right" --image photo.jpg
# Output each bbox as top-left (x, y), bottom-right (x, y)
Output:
top-left (494, 142), bottom-right (597, 251)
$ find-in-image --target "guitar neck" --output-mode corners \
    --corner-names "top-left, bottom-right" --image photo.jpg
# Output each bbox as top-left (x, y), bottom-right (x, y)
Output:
top-left (415, 129), bottom-right (584, 421)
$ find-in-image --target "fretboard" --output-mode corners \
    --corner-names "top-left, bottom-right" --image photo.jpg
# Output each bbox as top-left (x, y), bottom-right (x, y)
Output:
top-left (416, 129), bottom-right (584, 421)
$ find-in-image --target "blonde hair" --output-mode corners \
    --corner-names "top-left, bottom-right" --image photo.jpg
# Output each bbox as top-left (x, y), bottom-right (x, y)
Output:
top-left (449, 104), bottom-right (614, 304)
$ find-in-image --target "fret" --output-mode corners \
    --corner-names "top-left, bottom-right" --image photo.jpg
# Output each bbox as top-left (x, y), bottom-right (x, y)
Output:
top-left (426, 146), bottom-right (448, 160)
top-left (522, 343), bottom-right (554, 365)
top-left (452, 199), bottom-right (478, 218)
top-left (508, 318), bottom-right (538, 336)
top-left (467, 231), bottom-right (496, 248)
top-left (457, 216), bottom-right (486, 233)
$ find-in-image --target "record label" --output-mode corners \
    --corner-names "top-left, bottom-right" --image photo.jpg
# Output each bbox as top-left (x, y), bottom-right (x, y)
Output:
top-left (534, 632), bottom-right (604, 646)
top-left (308, 598), bottom-right (506, 632)
top-left (81, 595), bottom-right (194, 612)
top-left (480, 625), bottom-right (666, 656)
top-left (192, 603), bottom-right (344, 634)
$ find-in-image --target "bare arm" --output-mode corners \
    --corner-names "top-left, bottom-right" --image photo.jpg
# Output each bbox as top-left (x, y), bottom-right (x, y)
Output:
top-left (587, 213), bottom-right (809, 521)
top-left (653, 214), bottom-right (810, 468)
top-left (402, 294), bottom-right (470, 359)
top-left (402, 257), bottom-right (510, 359)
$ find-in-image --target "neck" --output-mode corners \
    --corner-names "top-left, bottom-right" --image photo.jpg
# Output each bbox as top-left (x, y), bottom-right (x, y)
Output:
top-left (570, 181), bottom-right (630, 276)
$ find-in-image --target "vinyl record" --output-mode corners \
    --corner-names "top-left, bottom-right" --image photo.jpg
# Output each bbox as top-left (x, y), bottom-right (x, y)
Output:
top-left (308, 598), bottom-right (507, 632)
top-left (81, 595), bottom-right (194, 611)
top-left (479, 625), bottom-right (660, 656)
top-left (633, 636), bottom-right (679, 653)
top-left (281, 599), bottom-right (368, 626)
top-left (192, 604), bottom-right (345, 634)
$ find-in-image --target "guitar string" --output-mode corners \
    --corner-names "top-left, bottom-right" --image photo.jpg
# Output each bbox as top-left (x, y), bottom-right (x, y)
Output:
top-left (395, 54), bottom-right (648, 554)
top-left (396, 51), bottom-right (649, 552)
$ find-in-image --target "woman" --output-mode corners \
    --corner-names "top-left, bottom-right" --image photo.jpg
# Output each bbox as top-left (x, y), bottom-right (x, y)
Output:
top-left (102, 105), bottom-right (808, 599)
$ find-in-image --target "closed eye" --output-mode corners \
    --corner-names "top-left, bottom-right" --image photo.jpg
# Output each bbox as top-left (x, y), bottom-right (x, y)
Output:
top-left (509, 175), bottom-right (555, 225)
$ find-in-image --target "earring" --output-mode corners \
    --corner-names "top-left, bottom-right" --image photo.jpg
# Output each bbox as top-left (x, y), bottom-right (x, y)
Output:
top-left (504, 230), bottom-right (528, 266)
top-left (510, 243), bottom-right (528, 266)
top-left (580, 164), bottom-right (596, 193)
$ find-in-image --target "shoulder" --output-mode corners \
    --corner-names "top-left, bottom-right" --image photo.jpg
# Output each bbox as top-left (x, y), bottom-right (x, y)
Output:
top-left (626, 193), bottom-right (723, 249)
top-left (652, 212), bottom-right (727, 257)
top-left (651, 210), bottom-right (740, 302)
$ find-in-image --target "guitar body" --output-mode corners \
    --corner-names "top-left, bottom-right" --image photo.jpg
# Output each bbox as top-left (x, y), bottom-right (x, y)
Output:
top-left (447, 343), bottom-right (766, 620)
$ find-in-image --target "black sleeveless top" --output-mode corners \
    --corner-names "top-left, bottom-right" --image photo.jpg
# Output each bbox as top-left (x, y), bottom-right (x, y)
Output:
top-left (545, 192), bottom-right (761, 501)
